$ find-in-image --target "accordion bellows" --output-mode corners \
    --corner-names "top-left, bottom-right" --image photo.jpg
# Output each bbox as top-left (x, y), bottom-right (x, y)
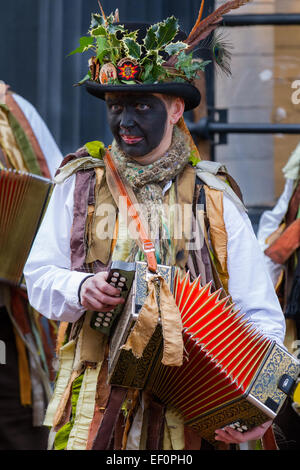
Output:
top-left (0, 169), bottom-right (52, 285)
top-left (108, 263), bottom-right (300, 444)
top-left (147, 271), bottom-right (300, 443)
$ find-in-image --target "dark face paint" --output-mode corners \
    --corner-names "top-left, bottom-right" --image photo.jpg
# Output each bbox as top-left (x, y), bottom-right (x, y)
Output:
top-left (105, 93), bottom-right (168, 158)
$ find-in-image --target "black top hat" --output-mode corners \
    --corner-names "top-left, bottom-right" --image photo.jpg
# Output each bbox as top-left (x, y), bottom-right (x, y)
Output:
top-left (72, 2), bottom-right (250, 111)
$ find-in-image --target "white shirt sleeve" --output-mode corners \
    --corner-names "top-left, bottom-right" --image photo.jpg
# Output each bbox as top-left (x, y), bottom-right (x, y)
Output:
top-left (256, 178), bottom-right (295, 287)
top-left (24, 175), bottom-right (89, 322)
top-left (223, 194), bottom-right (286, 347)
top-left (12, 93), bottom-right (63, 178)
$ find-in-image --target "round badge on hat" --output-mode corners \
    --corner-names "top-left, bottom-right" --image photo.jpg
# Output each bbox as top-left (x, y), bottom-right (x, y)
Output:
top-left (117, 58), bottom-right (141, 82)
top-left (99, 63), bottom-right (118, 84)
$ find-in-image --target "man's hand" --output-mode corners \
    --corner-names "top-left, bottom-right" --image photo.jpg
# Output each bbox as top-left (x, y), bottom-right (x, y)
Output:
top-left (214, 420), bottom-right (273, 445)
top-left (80, 271), bottom-right (125, 312)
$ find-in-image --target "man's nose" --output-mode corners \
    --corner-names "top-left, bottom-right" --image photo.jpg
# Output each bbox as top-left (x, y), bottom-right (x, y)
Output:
top-left (120, 108), bottom-right (135, 129)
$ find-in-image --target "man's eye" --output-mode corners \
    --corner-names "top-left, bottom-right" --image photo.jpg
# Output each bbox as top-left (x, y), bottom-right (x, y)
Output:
top-left (136, 103), bottom-right (150, 111)
top-left (110, 104), bottom-right (123, 112)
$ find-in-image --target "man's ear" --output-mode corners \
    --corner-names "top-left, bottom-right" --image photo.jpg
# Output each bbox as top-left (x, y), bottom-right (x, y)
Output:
top-left (169, 97), bottom-right (185, 125)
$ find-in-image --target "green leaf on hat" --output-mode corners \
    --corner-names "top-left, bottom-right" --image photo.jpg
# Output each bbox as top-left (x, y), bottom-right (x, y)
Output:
top-left (164, 41), bottom-right (188, 56)
top-left (77, 72), bottom-right (91, 85)
top-left (91, 25), bottom-right (107, 36)
top-left (107, 23), bottom-right (126, 34)
top-left (175, 51), bottom-right (211, 79)
top-left (156, 16), bottom-right (179, 48)
top-left (96, 36), bottom-right (110, 61)
top-left (68, 36), bottom-right (94, 56)
top-left (141, 62), bottom-right (154, 81)
top-left (144, 26), bottom-right (158, 50)
top-left (123, 38), bottom-right (142, 60)
top-left (84, 141), bottom-right (105, 160)
top-left (90, 13), bottom-right (106, 29)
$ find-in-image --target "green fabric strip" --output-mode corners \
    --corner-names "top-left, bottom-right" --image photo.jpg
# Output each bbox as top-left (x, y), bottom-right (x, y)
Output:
top-left (0, 104), bottom-right (42, 175)
top-left (54, 373), bottom-right (84, 450)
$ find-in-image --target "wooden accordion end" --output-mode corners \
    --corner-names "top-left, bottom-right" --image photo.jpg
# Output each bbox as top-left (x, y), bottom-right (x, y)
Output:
top-left (147, 271), bottom-right (300, 444)
top-left (0, 168), bottom-right (52, 285)
top-left (108, 264), bottom-right (300, 445)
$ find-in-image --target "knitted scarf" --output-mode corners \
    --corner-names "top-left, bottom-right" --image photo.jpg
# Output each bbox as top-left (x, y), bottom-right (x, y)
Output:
top-left (111, 125), bottom-right (191, 264)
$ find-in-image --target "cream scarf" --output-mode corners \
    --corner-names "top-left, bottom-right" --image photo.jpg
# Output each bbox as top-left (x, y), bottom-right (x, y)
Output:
top-left (111, 125), bottom-right (191, 264)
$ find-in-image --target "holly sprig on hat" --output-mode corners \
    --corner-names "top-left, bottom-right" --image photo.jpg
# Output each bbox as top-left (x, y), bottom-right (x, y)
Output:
top-left (70, 8), bottom-right (210, 85)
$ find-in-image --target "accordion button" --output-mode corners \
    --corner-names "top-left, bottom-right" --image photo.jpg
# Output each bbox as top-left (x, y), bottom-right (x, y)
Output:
top-left (106, 313), bottom-right (113, 318)
top-left (103, 322), bottom-right (109, 327)
top-left (242, 425), bottom-right (248, 431)
top-left (118, 282), bottom-right (124, 287)
top-left (113, 272), bottom-right (120, 277)
top-left (111, 278), bottom-right (118, 283)
top-left (94, 322), bottom-right (100, 327)
top-left (120, 277), bottom-right (126, 282)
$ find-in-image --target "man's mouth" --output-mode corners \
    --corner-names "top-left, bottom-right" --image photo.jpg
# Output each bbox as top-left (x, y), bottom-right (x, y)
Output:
top-left (120, 135), bottom-right (143, 145)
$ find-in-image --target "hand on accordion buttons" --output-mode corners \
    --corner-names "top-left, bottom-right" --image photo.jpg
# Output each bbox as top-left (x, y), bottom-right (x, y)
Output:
top-left (80, 271), bottom-right (125, 312)
top-left (214, 420), bottom-right (273, 444)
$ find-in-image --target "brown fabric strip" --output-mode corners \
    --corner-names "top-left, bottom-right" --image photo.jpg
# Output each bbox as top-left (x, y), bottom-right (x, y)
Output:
top-left (172, 164), bottom-right (196, 269)
top-left (264, 219), bottom-right (300, 264)
top-left (114, 411), bottom-right (126, 450)
top-left (262, 426), bottom-right (279, 450)
top-left (184, 426), bottom-right (202, 450)
top-left (13, 327), bottom-right (32, 406)
top-left (6, 93), bottom-right (51, 178)
top-left (92, 386), bottom-right (128, 450)
top-left (146, 399), bottom-right (165, 450)
top-left (70, 169), bottom-right (96, 271)
top-left (204, 186), bottom-right (229, 294)
top-left (218, 171), bottom-right (244, 204)
top-left (86, 352), bottom-right (111, 450)
top-left (286, 182), bottom-right (300, 227)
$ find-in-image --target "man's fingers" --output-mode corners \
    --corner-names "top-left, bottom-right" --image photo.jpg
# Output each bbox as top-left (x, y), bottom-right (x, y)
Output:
top-left (80, 272), bottom-right (125, 311)
top-left (85, 276), bottom-right (121, 297)
top-left (215, 420), bottom-right (273, 444)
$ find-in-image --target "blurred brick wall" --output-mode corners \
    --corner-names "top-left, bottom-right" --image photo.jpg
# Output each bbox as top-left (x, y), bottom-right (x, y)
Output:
top-left (214, 0), bottom-right (300, 207)
top-left (273, 0), bottom-right (300, 198)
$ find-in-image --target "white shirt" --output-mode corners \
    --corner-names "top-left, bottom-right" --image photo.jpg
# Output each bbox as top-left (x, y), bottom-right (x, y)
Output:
top-left (24, 174), bottom-right (286, 347)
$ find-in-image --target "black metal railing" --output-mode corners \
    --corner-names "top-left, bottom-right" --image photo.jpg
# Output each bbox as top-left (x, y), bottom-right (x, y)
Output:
top-left (194, 12), bottom-right (300, 152)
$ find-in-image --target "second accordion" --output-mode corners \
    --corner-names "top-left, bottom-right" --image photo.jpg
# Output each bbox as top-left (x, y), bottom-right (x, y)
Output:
top-left (0, 168), bottom-right (52, 285)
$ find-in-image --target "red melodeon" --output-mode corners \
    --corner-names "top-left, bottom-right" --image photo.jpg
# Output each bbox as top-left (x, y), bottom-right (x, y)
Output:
top-left (147, 270), bottom-right (300, 444)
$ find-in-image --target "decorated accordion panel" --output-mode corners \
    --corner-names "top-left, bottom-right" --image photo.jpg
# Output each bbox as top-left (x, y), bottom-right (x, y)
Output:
top-left (0, 169), bottom-right (52, 285)
top-left (147, 272), bottom-right (300, 444)
top-left (108, 261), bottom-right (175, 389)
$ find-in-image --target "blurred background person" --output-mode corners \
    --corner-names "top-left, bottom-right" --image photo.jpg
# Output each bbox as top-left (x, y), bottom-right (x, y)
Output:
top-left (0, 81), bottom-right (62, 449)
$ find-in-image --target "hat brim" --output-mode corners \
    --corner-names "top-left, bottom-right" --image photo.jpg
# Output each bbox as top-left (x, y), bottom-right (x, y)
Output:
top-left (84, 80), bottom-right (201, 112)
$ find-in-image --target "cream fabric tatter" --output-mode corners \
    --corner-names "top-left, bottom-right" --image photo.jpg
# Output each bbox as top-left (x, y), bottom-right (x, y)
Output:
top-left (66, 362), bottom-right (103, 450)
top-left (44, 340), bottom-right (76, 427)
top-left (283, 142), bottom-right (300, 180)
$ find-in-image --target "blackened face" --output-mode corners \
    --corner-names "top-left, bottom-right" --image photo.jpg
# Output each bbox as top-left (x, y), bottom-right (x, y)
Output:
top-left (105, 93), bottom-right (168, 158)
